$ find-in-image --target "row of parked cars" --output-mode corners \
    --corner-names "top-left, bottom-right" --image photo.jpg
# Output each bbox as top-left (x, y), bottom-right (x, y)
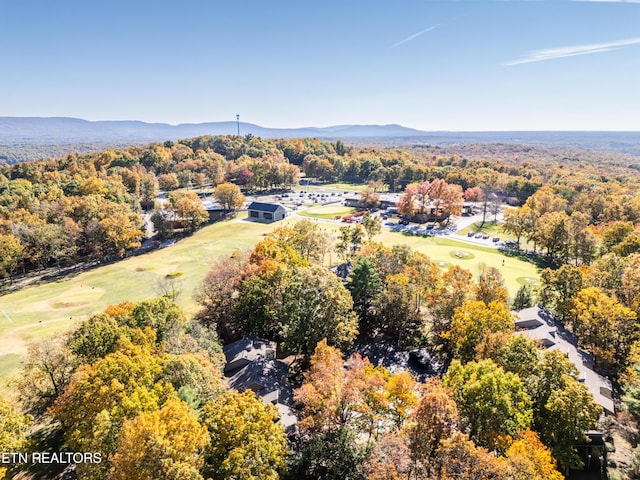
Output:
top-left (467, 232), bottom-right (500, 242)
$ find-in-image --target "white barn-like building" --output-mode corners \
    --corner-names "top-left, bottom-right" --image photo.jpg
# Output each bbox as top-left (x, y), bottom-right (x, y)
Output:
top-left (247, 202), bottom-right (287, 222)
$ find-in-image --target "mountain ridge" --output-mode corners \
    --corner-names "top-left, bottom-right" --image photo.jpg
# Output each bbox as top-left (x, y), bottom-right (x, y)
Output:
top-left (0, 117), bottom-right (429, 141)
top-left (3, 117), bottom-right (640, 165)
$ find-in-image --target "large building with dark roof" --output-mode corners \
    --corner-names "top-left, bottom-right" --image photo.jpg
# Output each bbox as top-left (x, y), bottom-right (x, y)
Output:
top-left (247, 202), bottom-right (287, 222)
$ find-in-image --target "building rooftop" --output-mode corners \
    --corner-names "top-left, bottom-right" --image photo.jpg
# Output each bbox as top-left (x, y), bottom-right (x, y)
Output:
top-left (223, 336), bottom-right (298, 433)
top-left (201, 199), bottom-right (225, 211)
top-left (247, 202), bottom-right (285, 213)
top-left (223, 336), bottom-right (277, 373)
top-left (226, 358), bottom-right (294, 406)
top-left (515, 306), bottom-right (614, 415)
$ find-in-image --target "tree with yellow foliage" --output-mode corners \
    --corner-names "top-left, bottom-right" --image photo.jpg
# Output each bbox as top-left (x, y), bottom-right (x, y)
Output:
top-left (201, 390), bottom-right (288, 480)
top-left (50, 341), bottom-right (176, 480)
top-left (504, 430), bottom-right (564, 480)
top-left (0, 397), bottom-right (32, 479)
top-left (571, 286), bottom-right (639, 377)
top-left (446, 300), bottom-right (514, 362)
top-left (213, 182), bottom-right (245, 213)
top-left (110, 398), bottom-right (209, 480)
top-left (444, 359), bottom-right (532, 450)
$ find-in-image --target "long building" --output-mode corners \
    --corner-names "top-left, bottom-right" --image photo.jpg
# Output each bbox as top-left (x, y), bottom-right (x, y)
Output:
top-left (515, 306), bottom-right (614, 415)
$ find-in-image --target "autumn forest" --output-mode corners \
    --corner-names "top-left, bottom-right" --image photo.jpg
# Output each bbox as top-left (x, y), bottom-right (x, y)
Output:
top-left (3, 134), bottom-right (640, 479)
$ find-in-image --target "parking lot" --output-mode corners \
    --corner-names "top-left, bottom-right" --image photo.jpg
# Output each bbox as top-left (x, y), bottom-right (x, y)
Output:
top-left (247, 185), bottom-right (359, 213)
top-left (244, 187), bottom-right (507, 249)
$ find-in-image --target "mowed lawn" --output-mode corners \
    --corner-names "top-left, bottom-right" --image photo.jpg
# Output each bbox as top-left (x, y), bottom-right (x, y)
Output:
top-left (374, 229), bottom-right (538, 297)
top-left (457, 221), bottom-right (504, 237)
top-left (298, 205), bottom-right (357, 219)
top-left (309, 182), bottom-right (368, 192)
top-left (457, 221), bottom-right (533, 249)
top-left (0, 216), bottom-right (289, 384)
top-left (0, 214), bottom-right (539, 385)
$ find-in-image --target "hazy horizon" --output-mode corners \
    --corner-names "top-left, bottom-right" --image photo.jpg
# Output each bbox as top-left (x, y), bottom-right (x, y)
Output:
top-left (5, 115), bottom-right (640, 134)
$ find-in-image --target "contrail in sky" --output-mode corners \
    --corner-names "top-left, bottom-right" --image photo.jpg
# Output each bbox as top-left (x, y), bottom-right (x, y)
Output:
top-left (571, 0), bottom-right (640, 3)
top-left (504, 37), bottom-right (640, 65)
top-left (390, 24), bottom-right (440, 48)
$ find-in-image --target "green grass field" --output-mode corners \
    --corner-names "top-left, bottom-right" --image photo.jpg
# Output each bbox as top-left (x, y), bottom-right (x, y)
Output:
top-left (457, 221), bottom-right (533, 249)
top-left (0, 216), bottom-right (295, 382)
top-left (457, 221), bottom-right (504, 237)
top-left (308, 182), bottom-right (368, 192)
top-left (0, 214), bottom-right (539, 384)
top-left (374, 230), bottom-right (538, 297)
top-left (298, 205), bottom-right (357, 219)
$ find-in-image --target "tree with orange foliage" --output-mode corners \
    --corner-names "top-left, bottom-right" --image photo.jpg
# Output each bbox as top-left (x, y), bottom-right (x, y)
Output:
top-left (359, 187), bottom-right (381, 209)
top-left (474, 266), bottom-right (508, 306)
top-left (295, 340), bottom-right (418, 435)
top-left (397, 183), bottom-right (418, 218)
top-left (406, 378), bottom-right (459, 477)
top-left (361, 434), bottom-right (412, 480)
top-left (431, 265), bottom-right (473, 334)
top-left (294, 339), bottom-right (363, 433)
top-left (433, 432), bottom-right (511, 480)
top-left (430, 178), bottom-right (464, 221)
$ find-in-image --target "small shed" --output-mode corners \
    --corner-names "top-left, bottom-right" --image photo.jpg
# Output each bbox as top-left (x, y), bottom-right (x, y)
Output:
top-left (247, 202), bottom-right (287, 222)
top-left (202, 200), bottom-right (226, 222)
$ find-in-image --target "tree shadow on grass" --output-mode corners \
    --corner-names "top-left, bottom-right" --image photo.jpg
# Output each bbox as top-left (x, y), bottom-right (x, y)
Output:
top-left (7, 420), bottom-right (68, 480)
top-left (499, 246), bottom-right (556, 269)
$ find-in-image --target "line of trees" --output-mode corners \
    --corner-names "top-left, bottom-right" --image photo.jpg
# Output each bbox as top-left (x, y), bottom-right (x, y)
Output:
top-left (5, 130), bottom-right (640, 280)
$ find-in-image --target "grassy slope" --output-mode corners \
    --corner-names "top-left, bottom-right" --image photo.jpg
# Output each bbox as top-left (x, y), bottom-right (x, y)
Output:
top-left (0, 216), bottom-right (282, 384)
top-left (0, 215), bottom-right (538, 384)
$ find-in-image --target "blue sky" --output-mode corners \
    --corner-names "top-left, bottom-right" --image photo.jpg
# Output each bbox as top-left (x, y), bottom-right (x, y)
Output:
top-left (1, 0), bottom-right (639, 130)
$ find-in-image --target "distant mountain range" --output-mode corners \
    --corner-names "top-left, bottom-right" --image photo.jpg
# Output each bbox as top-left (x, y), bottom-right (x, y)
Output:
top-left (0, 117), bottom-right (430, 142)
top-left (2, 117), bottom-right (640, 163)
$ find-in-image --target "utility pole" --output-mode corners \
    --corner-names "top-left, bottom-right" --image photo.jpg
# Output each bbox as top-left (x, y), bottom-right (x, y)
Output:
top-left (236, 114), bottom-right (240, 136)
